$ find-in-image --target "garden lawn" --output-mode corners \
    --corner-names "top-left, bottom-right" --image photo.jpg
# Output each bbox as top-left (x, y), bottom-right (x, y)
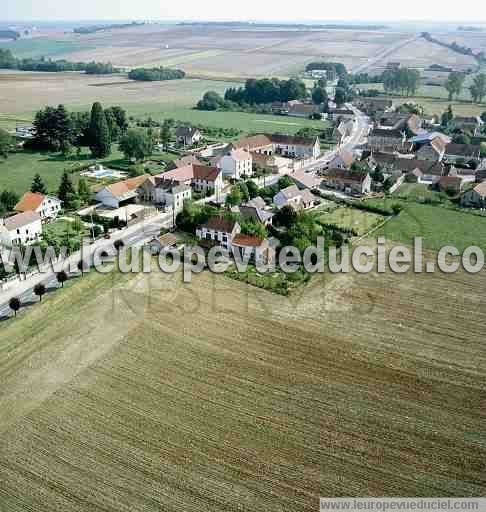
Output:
top-left (395, 183), bottom-right (448, 203)
top-left (376, 202), bottom-right (486, 253)
top-left (314, 206), bottom-right (385, 236)
top-left (0, 147), bottom-right (127, 196)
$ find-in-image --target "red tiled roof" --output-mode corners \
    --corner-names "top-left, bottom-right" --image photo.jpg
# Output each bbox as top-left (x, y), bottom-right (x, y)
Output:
top-left (233, 234), bottom-right (265, 247)
top-left (326, 169), bottom-right (369, 183)
top-left (14, 192), bottom-right (45, 213)
top-left (193, 165), bottom-right (221, 182)
top-left (106, 174), bottom-right (151, 198)
top-left (201, 215), bottom-right (238, 233)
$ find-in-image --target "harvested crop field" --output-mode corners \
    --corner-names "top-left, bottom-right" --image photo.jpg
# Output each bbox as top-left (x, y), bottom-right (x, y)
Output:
top-left (4, 24), bottom-right (416, 77)
top-left (0, 71), bottom-right (239, 117)
top-left (0, 254), bottom-right (485, 510)
top-left (368, 37), bottom-right (477, 73)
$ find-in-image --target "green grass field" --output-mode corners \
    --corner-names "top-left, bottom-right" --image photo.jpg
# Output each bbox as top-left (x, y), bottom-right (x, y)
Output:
top-left (126, 105), bottom-right (329, 134)
top-left (395, 183), bottom-right (447, 202)
top-left (0, 147), bottom-right (127, 195)
top-left (313, 206), bottom-right (385, 236)
top-left (374, 202), bottom-right (486, 253)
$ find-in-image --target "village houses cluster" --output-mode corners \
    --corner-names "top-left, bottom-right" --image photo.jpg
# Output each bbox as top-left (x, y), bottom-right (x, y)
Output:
top-left (2, 94), bottom-right (486, 265)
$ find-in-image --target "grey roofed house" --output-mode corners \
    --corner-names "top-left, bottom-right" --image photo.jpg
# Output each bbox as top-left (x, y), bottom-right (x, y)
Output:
top-left (370, 127), bottom-right (405, 138)
top-left (325, 168), bottom-right (370, 183)
top-left (269, 133), bottom-right (318, 148)
top-left (395, 158), bottom-right (445, 176)
top-left (289, 170), bottom-right (322, 189)
top-left (200, 215), bottom-right (238, 233)
top-left (409, 132), bottom-right (452, 145)
top-left (367, 151), bottom-right (400, 168)
top-left (245, 196), bottom-right (266, 209)
top-left (278, 184), bottom-right (302, 200)
top-left (444, 143), bottom-right (481, 159)
top-left (176, 126), bottom-right (200, 138)
top-left (239, 205), bottom-right (274, 225)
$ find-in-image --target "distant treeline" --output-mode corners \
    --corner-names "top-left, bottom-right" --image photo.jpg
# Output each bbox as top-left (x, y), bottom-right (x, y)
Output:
top-left (0, 48), bottom-right (119, 74)
top-left (421, 32), bottom-right (485, 65)
top-left (73, 21), bottom-right (145, 34)
top-left (128, 66), bottom-right (186, 81)
top-left (179, 21), bottom-right (388, 30)
top-left (0, 29), bottom-right (20, 40)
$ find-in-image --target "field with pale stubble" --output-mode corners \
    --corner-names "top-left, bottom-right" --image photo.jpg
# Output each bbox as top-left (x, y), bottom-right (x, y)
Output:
top-left (0, 251), bottom-right (485, 510)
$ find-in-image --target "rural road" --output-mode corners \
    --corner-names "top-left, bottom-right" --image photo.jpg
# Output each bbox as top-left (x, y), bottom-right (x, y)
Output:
top-left (0, 212), bottom-right (173, 319)
top-left (351, 34), bottom-right (422, 74)
top-left (302, 104), bottom-right (371, 173)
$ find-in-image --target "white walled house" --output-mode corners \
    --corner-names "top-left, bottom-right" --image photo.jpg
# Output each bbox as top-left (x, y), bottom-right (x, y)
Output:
top-left (196, 216), bottom-right (241, 251)
top-left (192, 165), bottom-right (224, 197)
top-left (233, 134), bottom-right (321, 160)
top-left (274, 185), bottom-right (317, 210)
top-left (271, 134), bottom-right (321, 159)
top-left (0, 211), bottom-right (42, 247)
top-left (14, 192), bottom-right (62, 220)
top-left (155, 184), bottom-right (192, 214)
top-left (175, 126), bottom-right (202, 146)
top-left (232, 234), bottom-right (273, 265)
top-left (323, 169), bottom-right (372, 196)
top-left (218, 149), bottom-right (253, 179)
top-left (155, 165), bottom-right (224, 198)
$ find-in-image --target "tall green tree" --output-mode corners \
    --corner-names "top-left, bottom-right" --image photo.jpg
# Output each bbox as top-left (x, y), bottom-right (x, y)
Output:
top-left (119, 129), bottom-right (154, 161)
top-left (469, 73), bottom-right (486, 103)
top-left (77, 177), bottom-right (91, 204)
top-left (58, 171), bottom-right (77, 209)
top-left (334, 87), bottom-right (346, 107)
top-left (441, 105), bottom-right (454, 127)
top-left (445, 72), bottom-right (466, 101)
top-left (0, 190), bottom-right (19, 215)
top-left (89, 102), bottom-right (111, 158)
top-left (0, 128), bottom-right (12, 158)
top-left (312, 85), bottom-right (328, 105)
top-left (160, 121), bottom-right (172, 150)
top-left (31, 173), bottom-right (47, 194)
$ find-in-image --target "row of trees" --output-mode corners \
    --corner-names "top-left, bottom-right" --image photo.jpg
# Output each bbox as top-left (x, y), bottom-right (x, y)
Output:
top-left (468, 74), bottom-right (486, 103)
top-left (382, 68), bottom-right (421, 96)
top-left (7, 236), bottom-right (128, 315)
top-left (128, 67), bottom-right (186, 81)
top-left (0, 128), bottom-right (13, 158)
top-left (0, 48), bottom-right (119, 74)
top-left (444, 72), bottom-right (486, 103)
top-left (30, 103), bottom-right (128, 158)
